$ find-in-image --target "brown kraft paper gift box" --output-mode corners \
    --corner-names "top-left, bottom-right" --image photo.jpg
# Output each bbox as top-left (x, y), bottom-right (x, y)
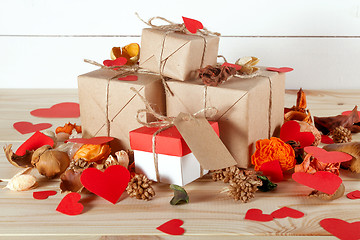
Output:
top-left (78, 68), bottom-right (165, 152)
top-left (166, 68), bottom-right (285, 168)
top-left (139, 28), bottom-right (219, 81)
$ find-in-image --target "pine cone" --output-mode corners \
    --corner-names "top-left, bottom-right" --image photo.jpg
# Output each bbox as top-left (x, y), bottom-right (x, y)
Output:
top-left (331, 126), bottom-right (352, 143)
top-left (224, 169), bottom-right (262, 203)
top-left (211, 166), bottom-right (244, 183)
top-left (126, 174), bottom-right (155, 201)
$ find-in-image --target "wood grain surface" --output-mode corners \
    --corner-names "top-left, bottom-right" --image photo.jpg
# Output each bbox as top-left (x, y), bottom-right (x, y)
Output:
top-left (0, 89), bottom-right (359, 239)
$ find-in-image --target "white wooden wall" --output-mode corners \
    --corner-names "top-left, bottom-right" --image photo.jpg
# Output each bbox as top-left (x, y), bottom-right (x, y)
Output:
top-left (0, 0), bottom-right (359, 89)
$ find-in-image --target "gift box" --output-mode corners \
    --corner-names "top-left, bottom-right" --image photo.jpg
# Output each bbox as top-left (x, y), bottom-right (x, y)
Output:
top-left (166, 68), bottom-right (286, 168)
top-left (129, 121), bottom-right (220, 186)
top-left (139, 28), bottom-right (219, 81)
top-left (78, 69), bottom-right (165, 151)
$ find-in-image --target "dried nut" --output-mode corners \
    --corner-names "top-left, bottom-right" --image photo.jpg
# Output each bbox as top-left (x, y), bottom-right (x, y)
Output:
top-left (32, 146), bottom-right (70, 178)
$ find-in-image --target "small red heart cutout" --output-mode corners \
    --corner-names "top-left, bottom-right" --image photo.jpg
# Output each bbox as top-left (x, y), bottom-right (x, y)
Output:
top-left (320, 218), bottom-right (360, 240)
top-left (182, 17), bottom-right (203, 34)
top-left (280, 120), bottom-right (315, 148)
top-left (56, 192), bottom-right (83, 216)
top-left (222, 62), bottom-right (242, 71)
top-left (80, 165), bottom-right (130, 204)
top-left (156, 219), bottom-right (185, 235)
top-left (347, 190), bottom-right (360, 199)
top-left (271, 207), bottom-right (304, 219)
top-left (33, 190), bottom-right (57, 200)
top-left (13, 121), bottom-right (52, 134)
top-left (292, 171), bottom-right (342, 195)
top-left (245, 208), bottom-right (274, 222)
top-left (266, 67), bottom-right (294, 73)
top-left (321, 135), bottom-right (334, 144)
top-left (15, 131), bottom-right (54, 156)
top-left (118, 75), bottom-right (138, 81)
top-left (103, 57), bottom-right (127, 67)
top-left (260, 160), bottom-right (283, 182)
top-left (342, 110), bottom-right (360, 119)
top-left (304, 146), bottom-right (352, 164)
top-left (30, 102), bottom-right (80, 118)
top-left (66, 136), bottom-right (114, 145)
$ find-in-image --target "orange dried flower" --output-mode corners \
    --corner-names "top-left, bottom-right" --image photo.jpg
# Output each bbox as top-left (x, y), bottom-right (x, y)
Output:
top-left (73, 144), bottom-right (111, 162)
top-left (56, 123), bottom-right (82, 134)
top-left (294, 153), bottom-right (340, 176)
top-left (251, 137), bottom-right (296, 171)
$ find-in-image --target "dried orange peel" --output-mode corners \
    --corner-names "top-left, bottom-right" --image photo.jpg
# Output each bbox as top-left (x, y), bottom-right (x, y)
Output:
top-left (110, 43), bottom-right (140, 65)
top-left (73, 144), bottom-right (111, 162)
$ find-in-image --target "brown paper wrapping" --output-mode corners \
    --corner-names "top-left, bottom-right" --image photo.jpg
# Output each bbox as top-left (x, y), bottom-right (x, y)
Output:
top-left (78, 69), bottom-right (165, 152)
top-left (166, 68), bottom-right (285, 168)
top-left (139, 28), bottom-right (219, 81)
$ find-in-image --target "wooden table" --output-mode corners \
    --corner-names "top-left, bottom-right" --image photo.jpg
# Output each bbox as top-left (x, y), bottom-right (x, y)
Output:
top-left (0, 89), bottom-right (359, 239)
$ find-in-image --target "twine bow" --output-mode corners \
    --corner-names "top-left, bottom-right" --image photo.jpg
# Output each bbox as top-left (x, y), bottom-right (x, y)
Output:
top-left (135, 13), bottom-right (220, 36)
top-left (131, 87), bottom-right (217, 182)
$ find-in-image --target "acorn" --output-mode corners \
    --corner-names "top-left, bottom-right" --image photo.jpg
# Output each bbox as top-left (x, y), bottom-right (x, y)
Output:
top-left (31, 145), bottom-right (70, 178)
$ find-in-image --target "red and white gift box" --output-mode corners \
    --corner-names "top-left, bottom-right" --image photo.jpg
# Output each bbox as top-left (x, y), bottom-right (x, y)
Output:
top-left (129, 122), bottom-right (219, 186)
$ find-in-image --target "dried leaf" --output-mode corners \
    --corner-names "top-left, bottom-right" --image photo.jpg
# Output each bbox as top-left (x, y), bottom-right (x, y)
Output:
top-left (60, 168), bottom-right (84, 193)
top-left (257, 175), bottom-right (277, 192)
top-left (3, 144), bottom-right (33, 168)
top-left (314, 106), bottom-right (360, 135)
top-left (198, 65), bottom-right (236, 86)
top-left (296, 88), bottom-right (307, 111)
top-left (170, 184), bottom-right (189, 205)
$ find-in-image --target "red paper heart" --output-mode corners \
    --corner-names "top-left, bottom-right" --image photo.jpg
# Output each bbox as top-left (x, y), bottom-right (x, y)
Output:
top-left (320, 218), bottom-right (360, 240)
top-left (118, 75), bottom-right (138, 81)
top-left (347, 190), bottom-right (360, 199)
top-left (156, 219), bottom-right (185, 235)
top-left (66, 136), bottom-right (114, 145)
top-left (280, 120), bottom-right (315, 148)
top-left (321, 135), bottom-right (334, 144)
top-left (304, 146), bottom-right (352, 164)
top-left (260, 160), bottom-right (283, 182)
top-left (13, 121), bottom-right (52, 134)
top-left (245, 208), bottom-right (274, 222)
top-left (222, 62), bottom-right (242, 71)
top-left (182, 17), bottom-right (203, 34)
top-left (342, 110), bottom-right (360, 119)
top-left (271, 207), bottom-right (304, 219)
top-left (266, 67), bottom-right (294, 73)
top-left (80, 165), bottom-right (130, 204)
top-left (30, 102), bottom-right (80, 118)
top-left (15, 131), bottom-right (54, 156)
top-left (292, 171), bottom-right (342, 195)
top-left (33, 190), bottom-right (57, 200)
top-left (103, 57), bottom-right (127, 67)
top-left (56, 192), bottom-right (83, 216)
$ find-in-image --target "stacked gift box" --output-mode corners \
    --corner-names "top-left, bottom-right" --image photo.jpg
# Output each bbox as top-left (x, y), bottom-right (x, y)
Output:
top-left (78, 17), bottom-right (286, 186)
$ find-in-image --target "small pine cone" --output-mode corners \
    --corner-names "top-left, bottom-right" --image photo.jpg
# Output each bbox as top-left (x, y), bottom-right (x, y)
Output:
top-left (69, 158), bottom-right (90, 170)
top-left (210, 169), bottom-right (225, 181)
top-left (225, 169), bottom-right (262, 203)
top-left (331, 126), bottom-right (352, 143)
top-left (126, 174), bottom-right (155, 201)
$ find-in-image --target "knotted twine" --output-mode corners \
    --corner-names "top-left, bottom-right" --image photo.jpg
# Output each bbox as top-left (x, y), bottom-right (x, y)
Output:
top-left (131, 87), bottom-right (218, 182)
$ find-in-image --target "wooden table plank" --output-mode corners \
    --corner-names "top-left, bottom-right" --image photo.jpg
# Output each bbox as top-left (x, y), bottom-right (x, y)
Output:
top-left (0, 89), bottom-right (359, 239)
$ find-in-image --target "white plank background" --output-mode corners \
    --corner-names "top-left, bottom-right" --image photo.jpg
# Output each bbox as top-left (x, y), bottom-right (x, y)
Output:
top-left (0, 0), bottom-right (360, 89)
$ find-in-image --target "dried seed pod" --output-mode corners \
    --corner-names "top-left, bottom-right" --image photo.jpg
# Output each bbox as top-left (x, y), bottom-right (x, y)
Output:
top-left (32, 145), bottom-right (70, 178)
top-left (308, 183), bottom-right (345, 200)
top-left (3, 144), bottom-right (33, 168)
top-left (296, 120), bottom-right (321, 146)
top-left (5, 168), bottom-right (37, 191)
top-left (115, 150), bottom-right (129, 168)
top-left (323, 142), bottom-right (360, 173)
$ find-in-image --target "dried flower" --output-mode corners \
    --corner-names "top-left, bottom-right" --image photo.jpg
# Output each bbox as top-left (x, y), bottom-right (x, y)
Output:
top-left (198, 65), bottom-right (236, 86)
top-left (294, 153), bottom-right (340, 176)
top-left (56, 122), bottom-right (81, 135)
top-left (170, 184), bottom-right (189, 205)
top-left (235, 56), bottom-right (259, 75)
top-left (251, 137), bottom-right (296, 171)
top-left (284, 88), bottom-right (312, 124)
top-left (110, 43), bottom-right (140, 65)
top-left (115, 150), bottom-right (130, 168)
top-left (73, 144), bottom-right (111, 162)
